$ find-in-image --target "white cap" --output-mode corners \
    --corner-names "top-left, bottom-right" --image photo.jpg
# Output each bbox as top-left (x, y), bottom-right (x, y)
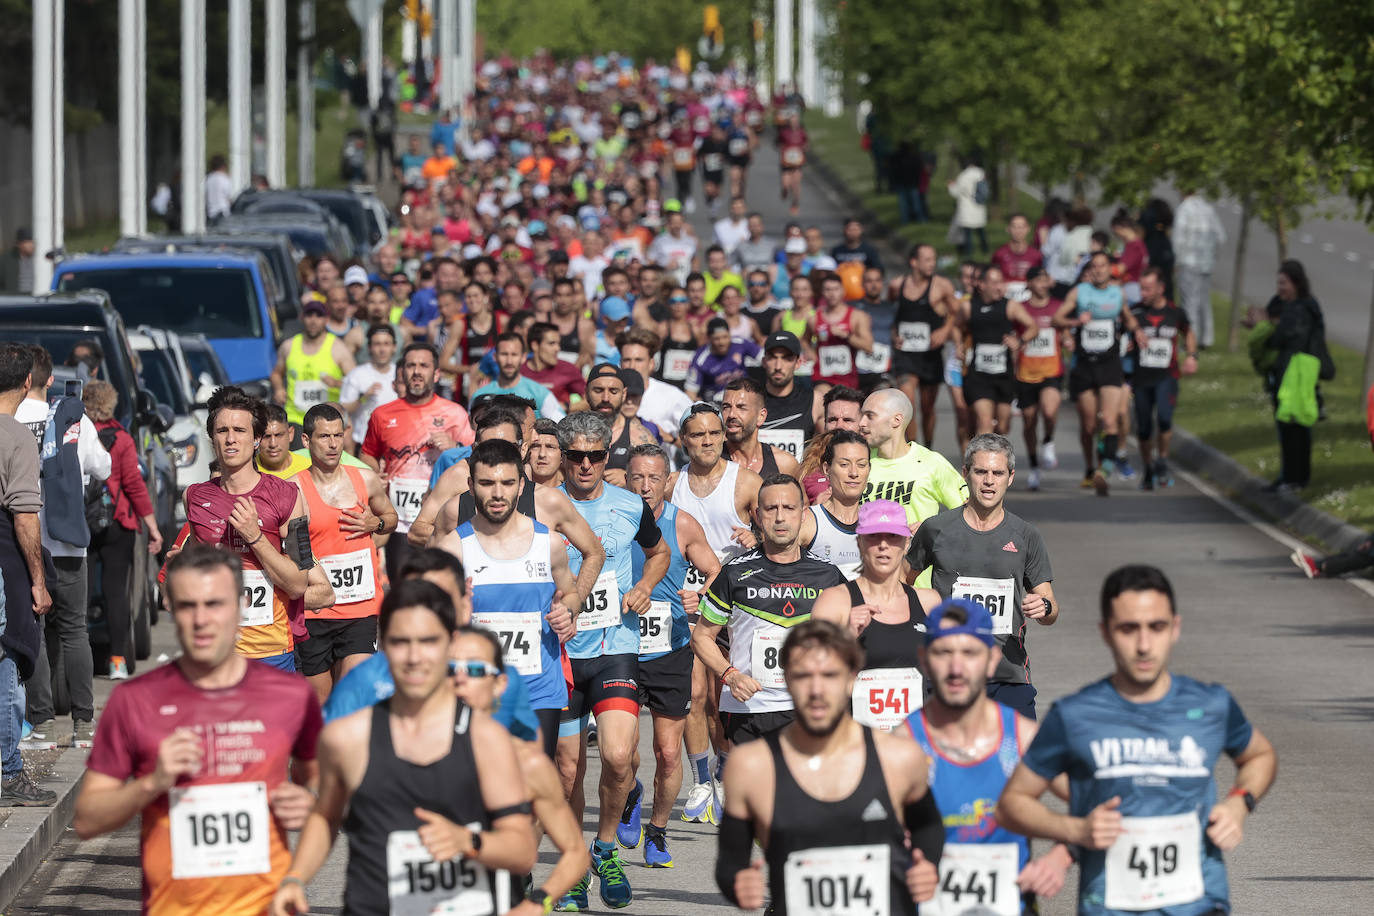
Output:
top-left (784, 237), bottom-right (806, 255)
top-left (344, 265), bottom-right (369, 286)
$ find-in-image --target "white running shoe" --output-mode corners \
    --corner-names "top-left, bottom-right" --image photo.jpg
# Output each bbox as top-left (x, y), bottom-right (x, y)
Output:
top-left (1039, 441), bottom-right (1058, 470)
top-left (1026, 468), bottom-right (1041, 491)
top-left (710, 781), bottom-right (725, 826)
top-left (681, 782), bottom-right (714, 823)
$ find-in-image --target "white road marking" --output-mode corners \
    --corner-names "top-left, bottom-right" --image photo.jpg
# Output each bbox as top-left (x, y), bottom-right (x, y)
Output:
top-left (1345, 251), bottom-right (1361, 262)
top-left (1299, 233), bottom-right (1314, 245)
top-left (1174, 467), bottom-right (1374, 601)
top-left (1321, 242), bottom-right (1336, 253)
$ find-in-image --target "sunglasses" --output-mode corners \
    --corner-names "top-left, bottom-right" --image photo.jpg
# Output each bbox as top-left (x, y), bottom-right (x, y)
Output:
top-left (679, 401), bottom-right (722, 428)
top-left (449, 659), bottom-right (501, 678)
top-left (564, 448), bottom-right (609, 464)
top-left (669, 296), bottom-right (689, 305)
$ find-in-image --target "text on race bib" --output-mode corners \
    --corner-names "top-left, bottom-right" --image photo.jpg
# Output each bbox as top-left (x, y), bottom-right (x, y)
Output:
top-left (386, 829), bottom-right (494, 916)
top-left (818, 344), bottom-right (854, 377)
top-left (782, 148), bottom-right (805, 168)
top-left (973, 344), bottom-right (1008, 376)
top-left (293, 380), bottom-right (329, 411)
top-left (750, 629), bottom-right (787, 690)
top-left (851, 667), bottom-right (924, 731)
top-left (472, 611), bottom-right (542, 676)
top-left (898, 322), bottom-right (932, 353)
top-left (639, 601), bottom-right (674, 654)
top-left (1082, 318), bottom-right (1116, 353)
top-left (1104, 813), bottom-right (1204, 911)
top-left (672, 148), bottom-right (695, 170)
top-left (758, 427), bottom-right (805, 461)
top-left (320, 547), bottom-right (377, 604)
top-left (951, 577), bottom-right (1015, 637)
top-left (1139, 338), bottom-right (1174, 370)
top-left (729, 138), bottom-right (750, 157)
top-left (580, 570), bottom-right (624, 630)
top-left (169, 781), bottom-right (271, 879)
top-left (240, 568), bottom-right (275, 628)
top-left (855, 342), bottom-right (891, 375)
top-left (1023, 328), bottom-right (1057, 359)
top-left (783, 844), bottom-right (889, 916)
top-left (932, 843), bottom-right (1020, 916)
top-left (703, 153), bottom-right (724, 173)
top-left (663, 349), bottom-right (695, 382)
top-left (684, 564), bottom-right (709, 591)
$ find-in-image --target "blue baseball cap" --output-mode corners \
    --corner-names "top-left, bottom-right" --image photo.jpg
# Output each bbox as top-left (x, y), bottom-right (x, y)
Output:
top-left (925, 598), bottom-right (997, 647)
top-left (599, 296), bottom-right (631, 322)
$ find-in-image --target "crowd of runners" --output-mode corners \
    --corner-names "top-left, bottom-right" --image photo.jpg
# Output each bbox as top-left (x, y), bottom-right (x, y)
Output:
top-left (61, 52), bottom-right (1277, 916)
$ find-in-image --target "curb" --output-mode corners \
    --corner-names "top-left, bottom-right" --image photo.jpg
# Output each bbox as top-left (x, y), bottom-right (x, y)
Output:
top-left (0, 746), bottom-right (86, 910)
top-left (805, 137), bottom-right (1369, 554)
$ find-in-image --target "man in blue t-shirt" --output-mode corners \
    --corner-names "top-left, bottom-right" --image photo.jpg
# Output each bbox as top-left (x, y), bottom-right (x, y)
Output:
top-left (997, 565), bottom-right (1277, 916)
top-left (468, 332), bottom-right (565, 420)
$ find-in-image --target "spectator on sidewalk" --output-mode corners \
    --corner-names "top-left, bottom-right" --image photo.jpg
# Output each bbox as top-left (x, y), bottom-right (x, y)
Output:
top-left (1172, 191), bottom-right (1227, 349)
top-left (204, 153), bottom-right (233, 223)
top-left (0, 342), bottom-right (57, 805)
top-left (889, 142), bottom-right (928, 225)
top-left (82, 381), bottom-right (162, 681)
top-left (948, 153), bottom-right (989, 257)
top-left (0, 228), bottom-right (35, 294)
top-left (14, 347), bottom-right (110, 747)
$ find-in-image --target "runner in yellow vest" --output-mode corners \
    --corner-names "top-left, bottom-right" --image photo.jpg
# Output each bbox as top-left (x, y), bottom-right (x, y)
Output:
top-left (269, 300), bottom-right (356, 427)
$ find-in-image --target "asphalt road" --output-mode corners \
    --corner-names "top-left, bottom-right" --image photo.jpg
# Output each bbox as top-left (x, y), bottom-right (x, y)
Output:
top-left (11, 138), bottom-right (1373, 916)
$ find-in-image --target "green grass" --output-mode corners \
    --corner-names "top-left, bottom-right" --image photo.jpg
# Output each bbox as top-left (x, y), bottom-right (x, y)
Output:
top-left (1175, 296), bottom-right (1374, 531)
top-left (809, 105), bottom-right (1374, 532)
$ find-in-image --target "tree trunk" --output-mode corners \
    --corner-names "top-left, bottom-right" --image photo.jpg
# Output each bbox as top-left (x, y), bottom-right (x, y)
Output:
top-left (1274, 211), bottom-right (1288, 262)
top-left (1004, 146), bottom-right (1017, 211)
top-left (1363, 274), bottom-right (1374, 396)
top-left (1226, 200), bottom-right (1252, 353)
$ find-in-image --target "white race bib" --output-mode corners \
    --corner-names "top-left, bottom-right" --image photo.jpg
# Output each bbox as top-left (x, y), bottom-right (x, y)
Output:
top-left (684, 564), bottom-right (709, 592)
top-left (169, 781), bottom-right (271, 879)
top-left (672, 147), bottom-right (694, 170)
top-left (851, 667), bottom-right (923, 730)
top-left (751, 629), bottom-right (787, 689)
top-left (1082, 318), bottom-right (1116, 353)
top-left (1023, 328), bottom-right (1057, 359)
top-left (759, 427), bottom-right (805, 461)
top-left (819, 344), bottom-right (854, 377)
top-left (783, 844), bottom-right (889, 916)
top-left (472, 610), bottom-right (542, 676)
top-left (973, 344), bottom-right (1008, 375)
top-left (1139, 338), bottom-right (1174, 370)
top-left (580, 570), bottom-right (623, 630)
top-left (728, 137), bottom-right (750, 157)
top-left (293, 380), bottom-right (329, 411)
top-left (1104, 813), bottom-right (1205, 911)
top-left (239, 568), bottom-right (275, 627)
top-left (557, 350), bottom-right (581, 367)
top-left (663, 349), bottom-right (695, 382)
top-left (1004, 280), bottom-right (1030, 303)
top-left (386, 829), bottom-right (495, 916)
top-left (951, 577), bottom-right (1015, 636)
top-left (389, 478), bottom-right (428, 528)
top-left (897, 321), bottom-right (931, 353)
top-left (693, 115), bottom-right (711, 134)
top-left (855, 342), bottom-right (891, 375)
top-left (782, 147), bottom-right (805, 167)
top-left (639, 600), bottom-right (674, 655)
top-left (703, 153), bottom-right (725, 173)
top-left (933, 843), bottom-right (1020, 916)
top-left (320, 547), bottom-right (377, 603)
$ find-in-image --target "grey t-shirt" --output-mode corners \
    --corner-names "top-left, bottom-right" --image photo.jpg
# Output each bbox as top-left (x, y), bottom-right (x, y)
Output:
top-left (0, 414), bottom-right (42, 513)
top-left (907, 505), bottom-right (1053, 685)
top-left (734, 237), bottom-right (777, 275)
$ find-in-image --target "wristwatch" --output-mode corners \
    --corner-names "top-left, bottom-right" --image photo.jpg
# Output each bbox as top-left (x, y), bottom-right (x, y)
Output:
top-left (1229, 788), bottom-right (1257, 813)
top-left (526, 885), bottom-right (554, 915)
top-left (373, 514), bottom-right (384, 534)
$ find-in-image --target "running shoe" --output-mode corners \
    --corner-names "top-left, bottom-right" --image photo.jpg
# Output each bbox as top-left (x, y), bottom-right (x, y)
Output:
top-left (1290, 550), bottom-right (1321, 579)
top-left (555, 874), bottom-right (590, 912)
top-left (1154, 458), bottom-right (1173, 487)
top-left (1116, 456), bottom-right (1136, 480)
top-left (21, 719), bottom-right (56, 751)
top-left (592, 842), bottom-right (633, 909)
top-left (1140, 471), bottom-right (1155, 491)
top-left (1093, 466), bottom-right (1111, 497)
top-left (643, 826), bottom-right (675, 867)
top-left (72, 719), bottom-right (96, 748)
top-left (710, 780), bottom-right (725, 826)
top-left (681, 781), bottom-right (715, 823)
top-left (109, 656), bottom-right (130, 680)
top-left (1026, 469), bottom-right (1041, 492)
top-left (617, 779), bottom-right (644, 849)
top-left (1080, 473), bottom-right (1095, 490)
top-left (1039, 441), bottom-right (1058, 470)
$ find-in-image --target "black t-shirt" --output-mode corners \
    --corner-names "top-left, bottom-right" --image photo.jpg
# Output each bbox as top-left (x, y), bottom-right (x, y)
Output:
top-left (1131, 302), bottom-right (1190, 385)
top-left (698, 137), bottom-right (730, 177)
top-left (759, 378), bottom-right (816, 454)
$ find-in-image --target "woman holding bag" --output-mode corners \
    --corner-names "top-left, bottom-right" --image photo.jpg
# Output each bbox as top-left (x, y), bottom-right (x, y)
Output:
top-left (1263, 260), bottom-right (1333, 492)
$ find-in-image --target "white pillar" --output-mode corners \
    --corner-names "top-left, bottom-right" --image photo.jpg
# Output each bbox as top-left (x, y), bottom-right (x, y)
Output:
top-left (135, 0), bottom-right (147, 234)
top-left (366, 7), bottom-right (383, 110)
top-left (32, 1), bottom-right (60, 291)
top-left (459, 0), bottom-right (475, 116)
top-left (438, 0), bottom-right (458, 112)
top-left (773, 0), bottom-right (793, 94)
top-left (265, 0), bottom-right (287, 188)
top-left (298, 0), bottom-right (316, 187)
top-left (181, 0), bottom-right (206, 232)
top-left (402, 16), bottom-right (417, 66)
top-left (228, 0), bottom-right (251, 192)
top-left (119, 0), bottom-right (141, 238)
top-left (798, 0), bottom-right (818, 106)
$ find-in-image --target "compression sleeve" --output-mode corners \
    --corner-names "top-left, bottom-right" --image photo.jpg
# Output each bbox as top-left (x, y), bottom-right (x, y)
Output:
top-left (286, 517), bottom-right (314, 570)
top-left (715, 813), bottom-right (755, 906)
top-left (634, 498), bottom-right (663, 549)
top-left (904, 790), bottom-right (945, 866)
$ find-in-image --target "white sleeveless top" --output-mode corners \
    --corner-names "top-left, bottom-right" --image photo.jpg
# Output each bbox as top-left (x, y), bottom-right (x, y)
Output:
top-left (805, 504), bottom-right (861, 580)
top-left (671, 460), bottom-right (748, 564)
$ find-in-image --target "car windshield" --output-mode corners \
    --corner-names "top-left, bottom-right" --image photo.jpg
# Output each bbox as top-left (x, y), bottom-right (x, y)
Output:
top-left (182, 343), bottom-right (230, 387)
top-left (0, 325), bottom-right (132, 425)
top-left (58, 267), bottom-right (262, 339)
top-left (138, 348), bottom-right (190, 415)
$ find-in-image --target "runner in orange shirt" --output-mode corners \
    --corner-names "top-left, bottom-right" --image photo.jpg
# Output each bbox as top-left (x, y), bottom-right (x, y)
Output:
top-left (74, 544), bottom-right (323, 916)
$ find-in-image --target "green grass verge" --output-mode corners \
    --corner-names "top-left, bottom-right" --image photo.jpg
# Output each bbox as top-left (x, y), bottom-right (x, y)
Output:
top-left (1175, 297), bottom-right (1374, 531)
top-left (810, 106), bottom-right (1374, 532)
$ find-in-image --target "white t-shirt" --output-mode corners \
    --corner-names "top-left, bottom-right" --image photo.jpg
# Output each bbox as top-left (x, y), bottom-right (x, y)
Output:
top-left (204, 170), bottom-right (234, 220)
top-left (14, 397), bottom-right (112, 557)
top-left (648, 232), bottom-right (699, 285)
top-left (639, 378), bottom-right (693, 442)
top-left (568, 254), bottom-right (610, 302)
top-left (713, 218), bottom-right (749, 257)
top-left (340, 363), bottom-right (400, 444)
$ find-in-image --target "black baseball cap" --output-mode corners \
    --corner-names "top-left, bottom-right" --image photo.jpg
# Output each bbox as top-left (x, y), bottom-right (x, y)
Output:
top-left (764, 330), bottom-right (802, 357)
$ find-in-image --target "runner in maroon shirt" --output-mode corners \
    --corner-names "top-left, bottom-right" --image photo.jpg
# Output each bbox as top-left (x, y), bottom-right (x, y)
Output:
top-left (991, 213), bottom-right (1045, 303)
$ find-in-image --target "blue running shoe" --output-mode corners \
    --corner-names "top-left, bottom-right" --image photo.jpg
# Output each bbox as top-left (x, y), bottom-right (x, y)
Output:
top-left (681, 780), bottom-right (714, 823)
top-left (643, 826), bottom-right (675, 867)
top-left (593, 842), bottom-right (633, 908)
top-left (1116, 456), bottom-right (1136, 480)
top-left (617, 779), bottom-right (644, 848)
top-left (555, 874), bottom-right (590, 912)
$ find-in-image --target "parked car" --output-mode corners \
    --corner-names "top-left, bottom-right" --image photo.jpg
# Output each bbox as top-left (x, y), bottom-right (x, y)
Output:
top-left (217, 212), bottom-right (355, 265)
top-left (0, 293), bottom-right (178, 667)
top-left (178, 332), bottom-right (233, 394)
top-left (54, 250), bottom-right (281, 393)
top-left (233, 188), bottom-right (384, 256)
top-left (128, 327), bottom-right (213, 520)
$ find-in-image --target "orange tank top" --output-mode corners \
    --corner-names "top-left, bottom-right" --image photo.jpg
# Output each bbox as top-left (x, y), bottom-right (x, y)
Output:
top-left (295, 467), bottom-right (385, 621)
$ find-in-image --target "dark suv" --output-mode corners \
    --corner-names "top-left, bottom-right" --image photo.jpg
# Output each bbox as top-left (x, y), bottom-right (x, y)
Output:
top-left (0, 292), bottom-right (178, 670)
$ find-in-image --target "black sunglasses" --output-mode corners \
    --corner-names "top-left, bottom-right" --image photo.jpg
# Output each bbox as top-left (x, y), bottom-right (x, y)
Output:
top-left (564, 448), bottom-right (609, 464)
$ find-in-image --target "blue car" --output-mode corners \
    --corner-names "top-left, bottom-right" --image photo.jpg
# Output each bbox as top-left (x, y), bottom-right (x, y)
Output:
top-left (54, 251), bottom-right (281, 390)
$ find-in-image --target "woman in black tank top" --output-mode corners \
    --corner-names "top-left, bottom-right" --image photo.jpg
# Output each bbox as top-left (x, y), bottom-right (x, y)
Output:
top-left (845, 579), bottom-right (931, 670)
top-left (964, 266), bottom-right (1036, 433)
top-left (656, 288), bottom-right (699, 383)
top-left (764, 727), bottom-right (916, 915)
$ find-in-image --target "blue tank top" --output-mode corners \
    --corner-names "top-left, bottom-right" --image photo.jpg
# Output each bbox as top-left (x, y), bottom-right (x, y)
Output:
top-left (459, 520), bottom-right (566, 710)
top-left (632, 502), bottom-right (691, 660)
top-left (1075, 282), bottom-right (1125, 319)
top-left (560, 483), bottom-right (648, 658)
top-left (1074, 282), bottom-right (1126, 359)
